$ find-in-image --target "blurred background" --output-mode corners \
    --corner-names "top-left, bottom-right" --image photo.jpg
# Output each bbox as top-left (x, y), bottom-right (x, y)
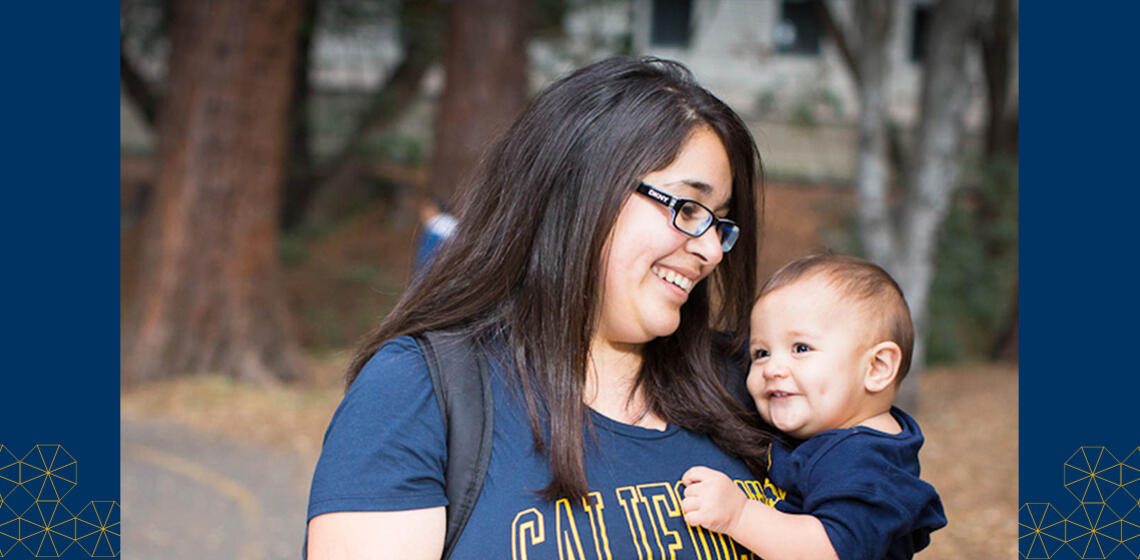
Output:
top-left (120, 0), bottom-right (1017, 557)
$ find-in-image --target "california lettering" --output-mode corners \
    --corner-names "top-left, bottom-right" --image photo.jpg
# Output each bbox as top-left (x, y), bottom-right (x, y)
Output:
top-left (510, 479), bottom-right (786, 560)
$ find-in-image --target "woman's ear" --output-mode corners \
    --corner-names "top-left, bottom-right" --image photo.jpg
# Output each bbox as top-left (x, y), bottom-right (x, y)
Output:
top-left (864, 341), bottom-right (902, 393)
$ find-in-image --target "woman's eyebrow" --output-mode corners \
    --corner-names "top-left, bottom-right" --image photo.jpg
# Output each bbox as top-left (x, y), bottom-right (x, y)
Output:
top-left (667, 179), bottom-right (731, 212)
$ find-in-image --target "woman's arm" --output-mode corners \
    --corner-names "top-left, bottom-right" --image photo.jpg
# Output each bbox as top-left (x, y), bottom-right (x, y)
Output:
top-left (306, 507), bottom-right (446, 560)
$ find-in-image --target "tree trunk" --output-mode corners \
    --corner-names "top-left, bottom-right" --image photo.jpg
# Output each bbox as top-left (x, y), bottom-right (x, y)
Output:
top-left (979, 0), bottom-right (1019, 362)
top-left (894, 0), bottom-right (980, 410)
top-left (123, 0), bottom-right (307, 385)
top-left (851, 0), bottom-right (898, 269)
top-left (979, 0), bottom-right (1017, 159)
top-left (428, 0), bottom-right (531, 204)
top-left (120, 43), bottom-right (158, 129)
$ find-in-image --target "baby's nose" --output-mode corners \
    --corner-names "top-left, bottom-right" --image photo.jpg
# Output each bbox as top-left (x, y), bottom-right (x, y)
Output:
top-left (762, 358), bottom-right (790, 378)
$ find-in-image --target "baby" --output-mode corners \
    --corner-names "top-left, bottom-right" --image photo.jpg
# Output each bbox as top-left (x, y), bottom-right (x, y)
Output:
top-left (681, 254), bottom-right (946, 560)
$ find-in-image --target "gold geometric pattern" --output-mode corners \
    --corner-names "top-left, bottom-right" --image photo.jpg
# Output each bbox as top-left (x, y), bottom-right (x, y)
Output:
top-left (0, 445), bottom-right (118, 557)
top-left (1021, 446), bottom-right (1140, 559)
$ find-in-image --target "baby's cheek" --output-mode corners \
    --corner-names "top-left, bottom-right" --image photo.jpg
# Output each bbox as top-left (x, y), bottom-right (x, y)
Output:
top-left (745, 366), bottom-right (764, 399)
top-left (745, 369), bottom-right (769, 418)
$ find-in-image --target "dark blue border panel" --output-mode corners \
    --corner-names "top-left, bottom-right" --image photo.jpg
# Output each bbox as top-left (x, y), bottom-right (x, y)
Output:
top-left (1020, 3), bottom-right (1140, 559)
top-left (0, 4), bottom-right (120, 558)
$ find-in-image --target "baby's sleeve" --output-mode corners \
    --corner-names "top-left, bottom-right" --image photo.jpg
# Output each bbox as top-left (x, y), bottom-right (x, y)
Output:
top-left (796, 437), bottom-right (946, 560)
top-left (306, 336), bottom-right (449, 521)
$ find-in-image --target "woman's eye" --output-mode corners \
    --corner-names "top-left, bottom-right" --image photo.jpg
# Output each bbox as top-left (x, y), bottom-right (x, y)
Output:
top-left (752, 349), bottom-right (770, 361)
top-left (793, 343), bottom-right (811, 353)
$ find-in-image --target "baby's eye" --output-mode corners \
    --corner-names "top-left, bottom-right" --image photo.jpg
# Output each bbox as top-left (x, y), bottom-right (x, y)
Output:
top-left (792, 343), bottom-right (812, 353)
top-left (752, 348), bottom-right (770, 361)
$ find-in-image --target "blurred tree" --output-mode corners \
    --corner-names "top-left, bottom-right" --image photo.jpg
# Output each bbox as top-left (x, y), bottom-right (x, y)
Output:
top-left (281, 0), bottom-right (320, 230)
top-left (815, 0), bottom-right (984, 410)
top-left (119, 0), bottom-right (166, 130)
top-left (120, 32), bottom-right (158, 128)
top-left (123, 0), bottom-right (556, 230)
top-left (979, 0), bottom-right (1017, 160)
top-left (978, 0), bottom-right (1018, 362)
top-left (285, 0), bottom-right (445, 230)
top-left (123, 0), bottom-right (308, 384)
top-left (428, 0), bottom-right (531, 204)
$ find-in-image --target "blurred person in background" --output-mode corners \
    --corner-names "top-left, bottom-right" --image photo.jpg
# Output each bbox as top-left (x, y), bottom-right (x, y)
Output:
top-left (413, 194), bottom-right (457, 273)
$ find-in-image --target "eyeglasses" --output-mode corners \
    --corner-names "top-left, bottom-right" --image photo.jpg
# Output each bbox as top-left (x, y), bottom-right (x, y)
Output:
top-left (635, 182), bottom-right (740, 253)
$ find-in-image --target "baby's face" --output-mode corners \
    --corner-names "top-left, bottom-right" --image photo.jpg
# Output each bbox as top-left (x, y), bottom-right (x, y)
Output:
top-left (746, 275), bottom-right (875, 439)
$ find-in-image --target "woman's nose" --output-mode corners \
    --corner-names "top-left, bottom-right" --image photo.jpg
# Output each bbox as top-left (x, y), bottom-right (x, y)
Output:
top-left (686, 226), bottom-right (724, 266)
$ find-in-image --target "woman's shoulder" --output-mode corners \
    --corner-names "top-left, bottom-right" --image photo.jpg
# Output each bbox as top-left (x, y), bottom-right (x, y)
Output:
top-left (334, 335), bottom-right (441, 425)
top-left (350, 335), bottom-right (428, 387)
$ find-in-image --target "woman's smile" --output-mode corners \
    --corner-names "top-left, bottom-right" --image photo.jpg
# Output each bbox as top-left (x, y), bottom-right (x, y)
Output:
top-left (651, 265), bottom-right (695, 294)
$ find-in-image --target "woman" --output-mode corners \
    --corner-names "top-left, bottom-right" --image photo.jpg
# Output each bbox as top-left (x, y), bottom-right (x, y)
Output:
top-left (307, 56), bottom-right (773, 559)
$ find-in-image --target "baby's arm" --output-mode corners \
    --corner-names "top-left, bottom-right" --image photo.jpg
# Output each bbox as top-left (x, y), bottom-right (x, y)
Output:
top-left (680, 466), bottom-right (838, 560)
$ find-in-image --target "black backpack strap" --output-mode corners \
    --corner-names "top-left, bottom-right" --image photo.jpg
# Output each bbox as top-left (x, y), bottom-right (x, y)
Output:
top-left (415, 329), bottom-right (494, 560)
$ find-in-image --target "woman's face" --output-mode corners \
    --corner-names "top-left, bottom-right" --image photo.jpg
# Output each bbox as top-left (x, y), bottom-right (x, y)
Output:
top-left (595, 125), bottom-right (734, 347)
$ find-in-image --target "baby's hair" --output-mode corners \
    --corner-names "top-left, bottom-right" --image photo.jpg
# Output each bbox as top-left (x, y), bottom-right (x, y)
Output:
top-left (758, 253), bottom-right (915, 381)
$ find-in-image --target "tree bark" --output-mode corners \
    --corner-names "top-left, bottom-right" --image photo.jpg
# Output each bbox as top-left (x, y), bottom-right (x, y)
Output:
top-left (894, 0), bottom-right (980, 410)
top-left (428, 0), bottom-right (531, 204)
top-left (814, 0), bottom-right (910, 180)
top-left (812, 0), bottom-right (861, 85)
top-left (850, 0), bottom-right (897, 269)
top-left (124, 0), bottom-right (307, 385)
top-left (978, 0), bottom-right (1019, 362)
top-left (120, 47), bottom-right (159, 129)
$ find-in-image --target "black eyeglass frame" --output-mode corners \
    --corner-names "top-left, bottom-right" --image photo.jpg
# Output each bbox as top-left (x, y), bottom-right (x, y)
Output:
top-left (634, 182), bottom-right (740, 253)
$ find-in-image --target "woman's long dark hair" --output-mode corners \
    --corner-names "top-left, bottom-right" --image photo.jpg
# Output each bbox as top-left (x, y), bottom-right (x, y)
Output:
top-left (346, 56), bottom-right (771, 499)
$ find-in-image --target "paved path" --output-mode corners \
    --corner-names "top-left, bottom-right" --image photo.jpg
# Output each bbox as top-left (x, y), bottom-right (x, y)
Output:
top-left (121, 419), bottom-right (316, 559)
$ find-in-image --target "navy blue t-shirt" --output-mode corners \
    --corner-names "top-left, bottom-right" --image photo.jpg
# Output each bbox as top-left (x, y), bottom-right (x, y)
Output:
top-left (766, 407), bottom-right (947, 560)
top-left (307, 336), bottom-right (763, 559)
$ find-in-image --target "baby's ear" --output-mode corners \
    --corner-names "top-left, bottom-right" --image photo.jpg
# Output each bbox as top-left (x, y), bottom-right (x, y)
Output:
top-left (864, 341), bottom-right (902, 393)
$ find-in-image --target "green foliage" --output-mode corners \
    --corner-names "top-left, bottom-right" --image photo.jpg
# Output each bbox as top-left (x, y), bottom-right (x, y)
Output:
top-left (280, 222), bottom-right (336, 268)
top-left (279, 234), bottom-right (310, 268)
top-left (359, 132), bottom-right (427, 165)
top-left (532, 0), bottom-right (570, 37)
top-left (925, 156), bottom-right (1018, 364)
top-left (338, 263), bottom-right (385, 285)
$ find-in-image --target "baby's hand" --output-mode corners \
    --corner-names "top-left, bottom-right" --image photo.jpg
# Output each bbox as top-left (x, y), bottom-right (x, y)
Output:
top-left (680, 466), bottom-right (748, 535)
